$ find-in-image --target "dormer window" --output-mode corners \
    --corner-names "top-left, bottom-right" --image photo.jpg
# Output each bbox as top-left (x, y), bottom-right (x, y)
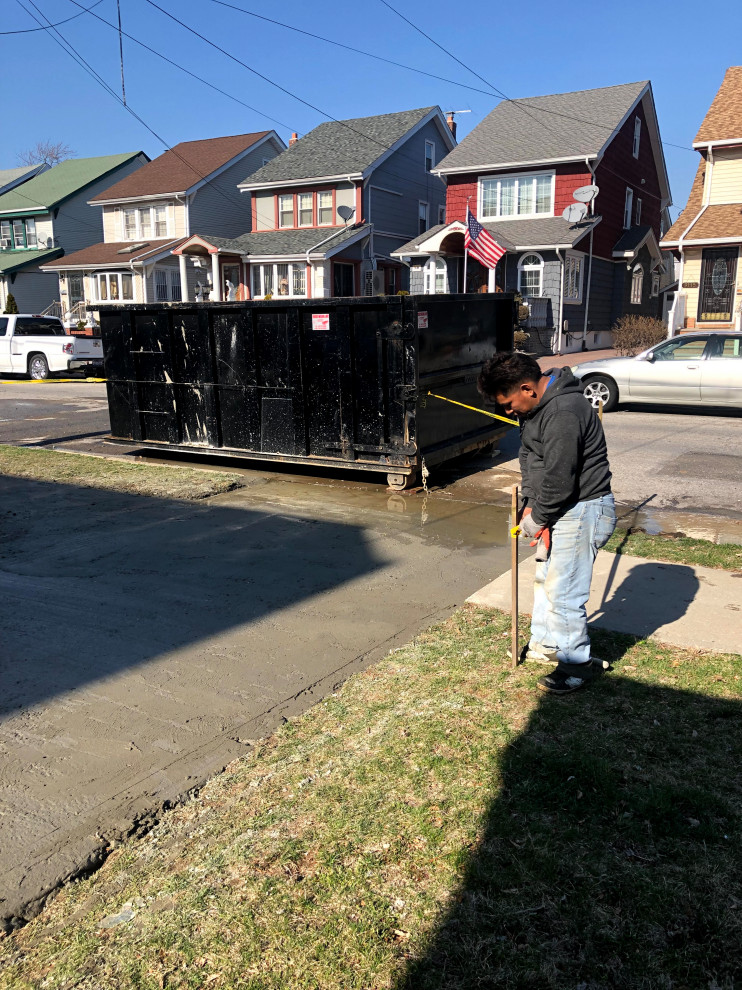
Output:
top-left (480, 171), bottom-right (554, 220)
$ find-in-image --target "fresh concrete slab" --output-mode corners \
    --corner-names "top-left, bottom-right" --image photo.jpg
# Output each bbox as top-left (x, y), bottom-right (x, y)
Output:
top-left (468, 549), bottom-right (742, 655)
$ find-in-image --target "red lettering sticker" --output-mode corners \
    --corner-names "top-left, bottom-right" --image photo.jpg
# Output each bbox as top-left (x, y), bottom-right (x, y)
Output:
top-left (312, 314), bottom-right (330, 331)
top-left (417, 311), bottom-right (428, 329)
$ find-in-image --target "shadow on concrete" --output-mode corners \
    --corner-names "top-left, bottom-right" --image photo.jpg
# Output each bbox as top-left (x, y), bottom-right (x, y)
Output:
top-left (394, 672), bottom-right (742, 988)
top-left (0, 473), bottom-right (384, 717)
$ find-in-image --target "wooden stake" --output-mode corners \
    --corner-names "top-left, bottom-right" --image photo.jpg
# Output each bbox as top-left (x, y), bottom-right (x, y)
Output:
top-left (598, 399), bottom-right (603, 422)
top-left (511, 484), bottom-right (519, 668)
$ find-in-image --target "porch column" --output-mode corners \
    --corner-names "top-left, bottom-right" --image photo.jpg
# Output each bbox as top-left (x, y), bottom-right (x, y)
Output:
top-left (487, 265), bottom-right (497, 293)
top-left (178, 253), bottom-right (189, 302)
top-left (210, 252), bottom-right (222, 301)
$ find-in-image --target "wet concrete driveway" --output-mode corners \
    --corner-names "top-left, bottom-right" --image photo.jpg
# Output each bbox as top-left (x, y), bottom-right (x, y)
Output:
top-left (0, 463), bottom-right (515, 929)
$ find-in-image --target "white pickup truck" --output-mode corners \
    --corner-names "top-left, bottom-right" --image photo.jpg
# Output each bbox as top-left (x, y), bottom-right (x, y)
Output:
top-left (0, 314), bottom-right (104, 380)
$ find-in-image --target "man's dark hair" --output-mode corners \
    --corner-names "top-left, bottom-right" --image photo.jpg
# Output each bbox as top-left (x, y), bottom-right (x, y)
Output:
top-left (478, 351), bottom-right (543, 399)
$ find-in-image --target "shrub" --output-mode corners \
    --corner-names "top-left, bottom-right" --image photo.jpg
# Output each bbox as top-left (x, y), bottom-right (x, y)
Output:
top-left (611, 314), bottom-right (667, 355)
top-left (4, 292), bottom-right (19, 314)
top-left (513, 329), bottom-right (529, 347)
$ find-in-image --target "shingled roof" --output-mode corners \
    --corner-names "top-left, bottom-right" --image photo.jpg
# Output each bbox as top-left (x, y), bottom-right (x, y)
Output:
top-left (239, 108), bottom-right (442, 186)
top-left (183, 225), bottom-right (371, 258)
top-left (436, 82), bottom-right (649, 172)
top-left (90, 132), bottom-right (272, 203)
top-left (695, 67), bottom-right (742, 144)
top-left (0, 153), bottom-right (143, 215)
top-left (662, 159), bottom-right (706, 244)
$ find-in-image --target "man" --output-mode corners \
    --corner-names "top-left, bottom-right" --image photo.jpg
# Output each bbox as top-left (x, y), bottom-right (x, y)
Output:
top-left (478, 352), bottom-right (616, 694)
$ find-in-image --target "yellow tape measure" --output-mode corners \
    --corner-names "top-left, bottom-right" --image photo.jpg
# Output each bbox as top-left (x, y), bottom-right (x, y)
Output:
top-left (426, 391), bottom-right (518, 427)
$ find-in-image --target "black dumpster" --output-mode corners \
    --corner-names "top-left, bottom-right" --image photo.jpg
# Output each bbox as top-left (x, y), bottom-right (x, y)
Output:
top-left (99, 293), bottom-right (515, 490)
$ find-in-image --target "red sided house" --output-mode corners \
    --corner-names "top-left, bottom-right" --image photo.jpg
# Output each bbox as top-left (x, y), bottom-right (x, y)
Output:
top-left (392, 82), bottom-right (673, 353)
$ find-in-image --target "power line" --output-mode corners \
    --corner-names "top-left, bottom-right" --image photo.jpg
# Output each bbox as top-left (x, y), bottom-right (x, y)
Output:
top-left (0, 0), bottom-right (103, 34)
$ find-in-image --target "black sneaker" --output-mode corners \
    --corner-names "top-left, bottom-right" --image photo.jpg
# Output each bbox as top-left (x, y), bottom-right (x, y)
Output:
top-left (537, 661), bottom-right (593, 695)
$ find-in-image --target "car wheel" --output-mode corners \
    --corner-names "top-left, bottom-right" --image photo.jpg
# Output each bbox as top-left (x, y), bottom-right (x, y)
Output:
top-left (582, 375), bottom-right (618, 412)
top-left (28, 354), bottom-right (50, 381)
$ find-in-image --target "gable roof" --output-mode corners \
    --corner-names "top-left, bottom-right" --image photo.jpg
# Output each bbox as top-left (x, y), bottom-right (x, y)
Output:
top-left (89, 132), bottom-right (274, 203)
top-left (0, 153), bottom-right (144, 215)
top-left (0, 164), bottom-right (49, 196)
top-left (694, 67), bottom-right (742, 145)
top-left (661, 158), bottom-right (706, 244)
top-left (184, 224), bottom-right (372, 259)
top-left (436, 82), bottom-right (649, 173)
top-left (392, 216), bottom-right (599, 257)
top-left (239, 108), bottom-right (447, 187)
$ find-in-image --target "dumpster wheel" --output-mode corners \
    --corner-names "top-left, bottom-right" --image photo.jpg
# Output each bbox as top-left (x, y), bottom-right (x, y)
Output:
top-left (387, 471), bottom-right (418, 492)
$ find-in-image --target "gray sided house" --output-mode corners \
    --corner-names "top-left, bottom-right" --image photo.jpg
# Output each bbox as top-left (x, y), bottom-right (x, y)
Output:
top-left (0, 153), bottom-right (148, 315)
top-left (393, 82), bottom-right (672, 353)
top-left (41, 131), bottom-right (285, 325)
top-left (174, 107), bottom-right (455, 300)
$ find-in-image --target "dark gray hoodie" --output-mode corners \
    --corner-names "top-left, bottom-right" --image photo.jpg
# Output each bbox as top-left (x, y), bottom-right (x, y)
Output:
top-left (519, 367), bottom-right (612, 527)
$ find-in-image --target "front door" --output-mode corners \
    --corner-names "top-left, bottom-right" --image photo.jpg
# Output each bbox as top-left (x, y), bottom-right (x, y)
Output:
top-left (333, 262), bottom-right (355, 297)
top-left (698, 247), bottom-right (738, 323)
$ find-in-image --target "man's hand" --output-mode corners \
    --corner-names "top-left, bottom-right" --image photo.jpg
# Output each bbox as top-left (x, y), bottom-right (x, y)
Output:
top-left (520, 511), bottom-right (540, 539)
top-left (531, 527), bottom-right (551, 552)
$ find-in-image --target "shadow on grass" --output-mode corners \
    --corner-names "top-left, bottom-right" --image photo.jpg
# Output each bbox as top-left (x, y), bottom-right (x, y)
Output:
top-left (395, 635), bottom-right (742, 989)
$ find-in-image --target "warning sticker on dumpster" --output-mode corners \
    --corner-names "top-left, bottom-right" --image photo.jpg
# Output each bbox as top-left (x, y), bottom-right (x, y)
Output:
top-left (312, 314), bottom-right (330, 331)
top-left (417, 311), bottom-right (429, 329)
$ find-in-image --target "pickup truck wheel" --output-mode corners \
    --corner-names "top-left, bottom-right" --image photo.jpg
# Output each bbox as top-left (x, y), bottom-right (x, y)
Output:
top-left (28, 354), bottom-right (50, 381)
top-left (582, 375), bottom-right (618, 412)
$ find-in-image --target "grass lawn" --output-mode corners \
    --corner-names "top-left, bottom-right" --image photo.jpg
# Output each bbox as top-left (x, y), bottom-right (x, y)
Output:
top-left (1, 607), bottom-right (740, 989)
top-left (0, 445), bottom-right (246, 500)
top-left (605, 526), bottom-right (742, 572)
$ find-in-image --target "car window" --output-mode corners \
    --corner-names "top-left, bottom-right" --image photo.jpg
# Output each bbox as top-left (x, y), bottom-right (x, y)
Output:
top-left (13, 318), bottom-right (66, 336)
top-left (652, 338), bottom-right (707, 361)
top-left (708, 336), bottom-right (742, 359)
top-left (0, 318), bottom-right (7, 337)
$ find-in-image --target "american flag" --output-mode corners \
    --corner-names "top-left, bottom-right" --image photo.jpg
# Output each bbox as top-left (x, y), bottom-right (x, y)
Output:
top-left (464, 207), bottom-right (506, 269)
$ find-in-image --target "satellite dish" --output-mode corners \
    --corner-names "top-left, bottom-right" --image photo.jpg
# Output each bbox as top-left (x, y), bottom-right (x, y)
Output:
top-left (562, 202), bottom-right (588, 223)
top-left (573, 184), bottom-right (599, 203)
top-left (337, 205), bottom-right (355, 223)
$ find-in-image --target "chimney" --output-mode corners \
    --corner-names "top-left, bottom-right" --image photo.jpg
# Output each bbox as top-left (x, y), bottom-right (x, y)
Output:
top-left (289, 132), bottom-right (298, 146)
top-left (446, 113), bottom-right (457, 140)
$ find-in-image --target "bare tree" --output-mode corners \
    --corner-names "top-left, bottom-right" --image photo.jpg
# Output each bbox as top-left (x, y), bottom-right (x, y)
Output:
top-left (17, 140), bottom-right (75, 167)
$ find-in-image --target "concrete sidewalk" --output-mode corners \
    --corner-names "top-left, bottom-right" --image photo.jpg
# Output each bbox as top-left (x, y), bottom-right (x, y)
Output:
top-left (468, 550), bottom-right (741, 655)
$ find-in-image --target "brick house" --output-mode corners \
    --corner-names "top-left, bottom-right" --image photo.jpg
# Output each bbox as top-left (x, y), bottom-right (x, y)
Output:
top-left (661, 66), bottom-right (742, 333)
top-left (172, 107), bottom-right (454, 300)
top-left (393, 82), bottom-right (673, 353)
top-left (41, 131), bottom-right (284, 324)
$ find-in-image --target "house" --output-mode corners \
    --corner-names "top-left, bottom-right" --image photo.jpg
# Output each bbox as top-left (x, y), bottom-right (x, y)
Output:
top-left (41, 131), bottom-right (285, 323)
top-left (392, 82), bottom-right (673, 352)
top-left (172, 107), bottom-right (455, 299)
top-left (661, 66), bottom-right (742, 333)
top-left (0, 153), bottom-right (148, 316)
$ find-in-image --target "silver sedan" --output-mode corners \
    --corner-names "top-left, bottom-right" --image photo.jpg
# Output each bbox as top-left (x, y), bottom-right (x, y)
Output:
top-left (572, 332), bottom-right (742, 411)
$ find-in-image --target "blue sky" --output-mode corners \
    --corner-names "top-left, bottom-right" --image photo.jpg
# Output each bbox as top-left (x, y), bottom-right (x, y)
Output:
top-left (3, 0), bottom-right (741, 218)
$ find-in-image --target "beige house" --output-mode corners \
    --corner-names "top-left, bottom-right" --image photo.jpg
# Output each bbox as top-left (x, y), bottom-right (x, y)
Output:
top-left (662, 67), bottom-right (742, 332)
top-left (42, 131), bottom-right (284, 325)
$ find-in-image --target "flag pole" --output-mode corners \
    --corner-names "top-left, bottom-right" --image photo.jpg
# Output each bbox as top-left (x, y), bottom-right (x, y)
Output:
top-left (463, 199), bottom-right (469, 293)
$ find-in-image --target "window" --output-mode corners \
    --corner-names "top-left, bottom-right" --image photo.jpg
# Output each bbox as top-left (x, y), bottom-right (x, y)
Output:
top-left (438, 204), bottom-right (445, 225)
top-left (630, 264), bottom-right (643, 305)
top-left (1, 217), bottom-right (38, 249)
top-left (423, 256), bottom-right (447, 294)
top-left (650, 271), bottom-right (660, 297)
top-left (279, 195), bottom-right (294, 228)
top-left (635, 198), bottom-right (642, 226)
top-left (711, 336), bottom-right (742, 358)
top-left (418, 201), bottom-right (429, 235)
top-left (633, 116), bottom-right (641, 159)
top-left (425, 140), bottom-right (435, 172)
top-left (318, 191), bottom-right (333, 225)
top-left (298, 193), bottom-right (313, 226)
top-left (153, 267), bottom-right (180, 302)
top-left (13, 220), bottom-right (25, 249)
top-left (386, 267), bottom-right (397, 294)
top-left (518, 253), bottom-right (544, 297)
top-left (122, 204), bottom-right (171, 240)
top-left (480, 172), bottom-right (553, 220)
top-left (25, 218), bottom-right (37, 248)
top-left (0, 221), bottom-right (10, 247)
top-left (653, 337), bottom-right (706, 361)
top-left (0, 318), bottom-right (7, 336)
top-left (564, 253), bottom-right (584, 304)
top-left (13, 318), bottom-right (65, 336)
top-left (93, 272), bottom-right (136, 303)
top-left (624, 188), bottom-right (634, 229)
top-left (251, 262), bottom-right (307, 298)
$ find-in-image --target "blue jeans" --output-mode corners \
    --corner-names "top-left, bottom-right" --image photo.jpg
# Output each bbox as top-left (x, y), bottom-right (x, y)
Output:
top-left (530, 494), bottom-right (616, 665)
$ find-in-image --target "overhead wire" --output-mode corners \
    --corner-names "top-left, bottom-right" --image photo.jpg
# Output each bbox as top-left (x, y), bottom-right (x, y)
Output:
top-left (0, 0), bottom-right (103, 34)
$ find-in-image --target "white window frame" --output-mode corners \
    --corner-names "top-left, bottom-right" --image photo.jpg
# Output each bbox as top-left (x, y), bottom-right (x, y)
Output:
top-left (635, 197), bottom-right (642, 226)
top-left (564, 251), bottom-right (584, 305)
top-left (92, 271), bottom-right (136, 303)
top-left (298, 192), bottom-right (313, 227)
top-left (633, 116), bottom-right (641, 159)
top-left (153, 266), bottom-right (181, 302)
top-left (251, 262), bottom-right (307, 299)
top-left (423, 255), bottom-right (447, 294)
top-left (624, 188), bottom-right (634, 229)
top-left (278, 194), bottom-right (295, 228)
top-left (631, 264), bottom-right (644, 305)
top-left (122, 203), bottom-right (172, 240)
top-left (317, 190), bottom-right (333, 226)
top-left (418, 200), bottom-right (429, 235)
top-left (479, 170), bottom-right (555, 221)
top-left (425, 140), bottom-right (435, 172)
top-left (517, 252), bottom-right (544, 298)
top-left (650, 271), bottom-right (660, 297)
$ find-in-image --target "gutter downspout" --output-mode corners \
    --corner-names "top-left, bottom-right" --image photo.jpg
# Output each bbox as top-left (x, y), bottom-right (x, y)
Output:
top-left (555, 248), bottom-right (565, 355)
top-left (673, 144), bottom-right (713, 336)
top-left (582, 156), bottom-right (595, 349)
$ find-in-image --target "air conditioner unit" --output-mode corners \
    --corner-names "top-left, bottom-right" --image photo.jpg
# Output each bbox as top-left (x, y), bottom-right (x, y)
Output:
top-left (365, 270), bottom-right (385, 296)
top-left (0, 238), bottom-right (10, 249)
